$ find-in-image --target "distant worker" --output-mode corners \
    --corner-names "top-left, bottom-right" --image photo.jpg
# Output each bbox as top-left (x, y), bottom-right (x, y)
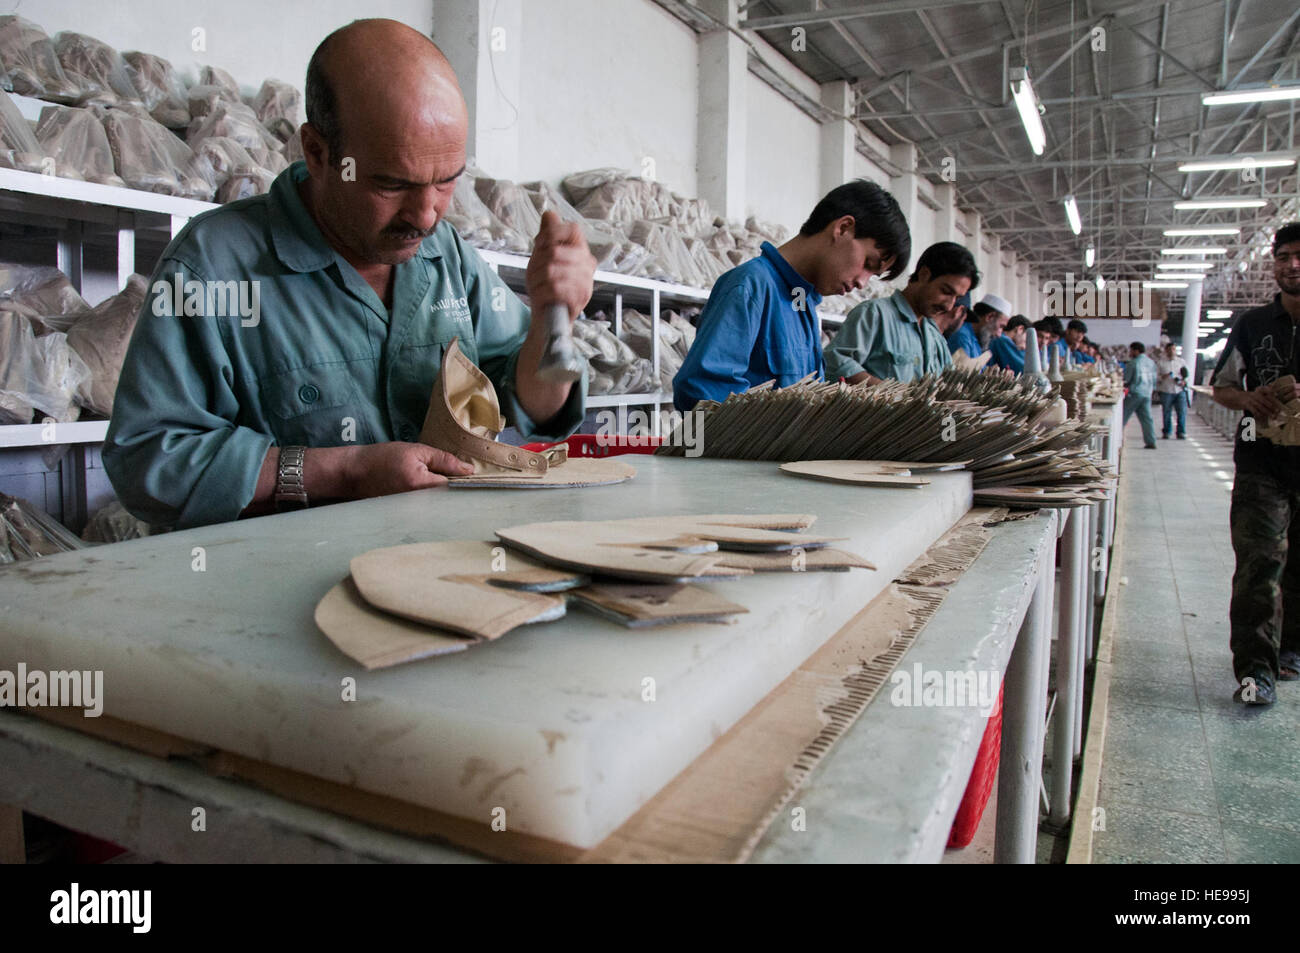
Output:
top-left (1122, 340), bottom-right (1158, 449)
top-left (948, 292), bottom-right (1011, 359)
top-left (825, 241), bottom-right (980, 385)
top-left (1155, 343), bottom-right (1189, 439)
top-left (988, 314), bottom-right (1031, 373)
top-left (673, 180), bottom-right (910, 411)
top-left (1065, 319), bottom-right (1094, 363)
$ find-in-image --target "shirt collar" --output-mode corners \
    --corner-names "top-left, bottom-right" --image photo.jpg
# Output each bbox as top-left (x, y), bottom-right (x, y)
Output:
top-left (890, 289), bottom-right (919, 324)
top-left (760, 242), bottom-right (822, 306)
top-left (268, 162), bottom-right (444, 274)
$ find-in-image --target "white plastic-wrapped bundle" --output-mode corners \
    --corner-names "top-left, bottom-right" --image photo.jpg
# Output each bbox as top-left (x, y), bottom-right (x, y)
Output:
top-left (619, 309), bottom-right (685, 392)
top-left (82, 500), bottom-right (155, 544)
top-left (0, 312), bottom-right (89, 424)
top-left (442, 169), bottom-right (529, 252)
top-left (100, 105), bottom-right (213, 200)
top-left (0, 16), bottom-right (80, 103)
top-left (216, 167), bottom-right (275, 202)
top-left (187, 84), bottom-right (235, 121)
top-left (188, 99), bottom-right (282, 163)
top-left (35, 104), bottom-right (125, 186)
top-left (52, 31), bottom-right (141, 107)
top-left (189, 135), bottom-right (262, 192)
top-left (252, 78), bottom-right (302, 129)
top-left (0, 264), bottom-right (90, 339)
top-left (628, 220), bottom-right (709, 287)
top-left (562, 168), bottom-right (676, 228)
top-left (573, 317), bottom-right (655, 395)
top-left (475, 175), bottom-right (542, 242)
top-left (66, 274), bottom-right (146, 416)
top-left (199, 65), bottom-right (241, 101)
top-left (0, 89), bottom-right (46, 172)
top-left (123, 51), bottom-right (189, 128)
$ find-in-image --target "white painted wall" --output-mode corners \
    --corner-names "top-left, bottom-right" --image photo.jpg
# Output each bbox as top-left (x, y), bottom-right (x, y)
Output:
top-left (745, 76), bottom-right (821, 233)
top-left (8, 0), bottom-right (432, 95)
top-left (514, 0), bottom-right (698, 194)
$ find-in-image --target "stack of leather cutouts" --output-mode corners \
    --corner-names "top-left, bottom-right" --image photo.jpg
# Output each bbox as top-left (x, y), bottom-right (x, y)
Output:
top-left (1257, 374), bottom-right (1300, 446)
top-left (315, 513), bottom-right (875, 669)
top-left (660, 368), bottom-right (1114, 508)
top-left (418, 338), bottom-right (634, 488)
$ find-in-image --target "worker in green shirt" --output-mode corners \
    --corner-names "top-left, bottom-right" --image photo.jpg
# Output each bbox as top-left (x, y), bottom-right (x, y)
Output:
top-left (824, 242), bottom-right (980, 385)
top-left (104, 19), bottom-right (596, 529)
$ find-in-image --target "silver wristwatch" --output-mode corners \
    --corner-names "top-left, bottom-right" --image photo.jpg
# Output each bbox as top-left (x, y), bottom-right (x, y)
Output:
top-left (275, 445), bottom-right (309, 511)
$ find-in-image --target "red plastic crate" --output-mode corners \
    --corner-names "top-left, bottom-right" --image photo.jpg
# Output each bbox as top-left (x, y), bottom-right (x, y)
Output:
top-left (947, 682), bottom-right (1004, 849)
top-left (522, 433), bottom-right (663, 457)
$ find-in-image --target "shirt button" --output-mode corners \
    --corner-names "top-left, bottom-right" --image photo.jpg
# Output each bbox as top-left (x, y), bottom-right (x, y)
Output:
top-left (298, 384), bottom-right (320, 404)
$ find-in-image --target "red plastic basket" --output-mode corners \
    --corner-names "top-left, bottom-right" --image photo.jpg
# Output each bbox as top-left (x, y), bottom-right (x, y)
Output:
top-left (522, 433), bottom-right (663, 457)
top-left (947, 682), bottom-right (1004, 849)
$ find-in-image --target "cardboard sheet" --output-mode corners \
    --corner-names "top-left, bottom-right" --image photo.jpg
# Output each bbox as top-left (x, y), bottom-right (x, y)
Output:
top-left (570, 582), bottom-right (749, 627)
top-left (779, 460), bottom-right (931, 488)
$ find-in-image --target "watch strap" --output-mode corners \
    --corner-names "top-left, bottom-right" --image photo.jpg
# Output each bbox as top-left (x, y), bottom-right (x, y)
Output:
top-left (275, 445), bottom-right (309, 510)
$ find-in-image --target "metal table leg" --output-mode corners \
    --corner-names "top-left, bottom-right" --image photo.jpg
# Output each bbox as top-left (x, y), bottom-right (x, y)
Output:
top-left (1049, 507), bottom-right (1083, 826)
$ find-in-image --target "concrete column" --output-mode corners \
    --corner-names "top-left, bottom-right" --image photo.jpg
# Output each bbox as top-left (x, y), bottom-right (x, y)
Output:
top-left (433, 0), bottom-right (522, 179)
top-left (1182, 278), bottom-right (1204, 382)
top-left (697, 0), bottom-right (747, 220)
top-left (889, 142), bottom-right (920, 269)
top-left (933, 183), bottom-right (959, 244)
top-left (819, 80), bottom-right (855, 197)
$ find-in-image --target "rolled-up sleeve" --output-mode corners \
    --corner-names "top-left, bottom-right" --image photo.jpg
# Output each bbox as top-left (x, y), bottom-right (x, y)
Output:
top-left (462, 246), bottom-right (587, 441)
top-left (103, 261), bottom-right (273, 530)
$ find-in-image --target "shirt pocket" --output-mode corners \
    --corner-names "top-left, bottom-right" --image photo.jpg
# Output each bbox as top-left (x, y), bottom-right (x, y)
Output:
top-left (259, 364), bottom-right (374, 447)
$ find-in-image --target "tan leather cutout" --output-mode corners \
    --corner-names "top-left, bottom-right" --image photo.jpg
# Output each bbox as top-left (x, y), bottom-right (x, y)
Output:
top-left (315, 576), bottom-right (473, 670)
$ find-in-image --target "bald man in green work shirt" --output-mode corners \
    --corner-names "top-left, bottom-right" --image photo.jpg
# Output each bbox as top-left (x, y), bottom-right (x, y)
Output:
top-left (104, 20), bottom-right (596, 529)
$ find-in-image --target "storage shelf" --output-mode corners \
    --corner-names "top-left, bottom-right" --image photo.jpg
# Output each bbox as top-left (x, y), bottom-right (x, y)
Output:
top-left (0, 167), bottom-right (218, 220)
top-left (0, 420), bottom-right (109, 448)
top-left (477, 248), bottom-right (711, 303)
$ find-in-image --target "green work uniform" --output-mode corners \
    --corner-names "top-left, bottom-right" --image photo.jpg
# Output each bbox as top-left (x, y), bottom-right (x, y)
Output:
top-left (824, 290), bottom-right (953, 383)
top-left (104, 161), bottom-right (586, 529)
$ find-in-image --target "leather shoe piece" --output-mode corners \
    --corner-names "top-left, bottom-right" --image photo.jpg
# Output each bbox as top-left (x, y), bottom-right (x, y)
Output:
top-left (1233, 674), bottom-right (1276, 706)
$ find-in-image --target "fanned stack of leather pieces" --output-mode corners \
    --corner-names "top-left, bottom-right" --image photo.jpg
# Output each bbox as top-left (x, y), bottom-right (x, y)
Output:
top-left (1257, 374), bottom-right (1300, 446)
top-left (418, 337), bottom-right (634, 488)
top-left (658, 369), bottom-right (1114, 508)
top-left (315, 513), bottom-right (875, 669)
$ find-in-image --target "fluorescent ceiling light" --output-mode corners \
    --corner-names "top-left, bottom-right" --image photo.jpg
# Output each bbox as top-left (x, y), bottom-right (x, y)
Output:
top-left (1178, 156), bottom-right (1296, 173)
top-left (1063, 195), bottom-right (1081, 235)
top-left (1095, 274), bottom-right (1105, 290)
top-left (1085, 246), bottom-right (1095, 268)
top-left (1206, 309), bottom-right (1232, 318)
top-left (1157, 273), bottom-right (1209, 281)
top-left (1009, 67), bottom-right (1046, 156)
top-left (1203, 86), bottom-right (1300, 106)
top-left (1143, 281), bottom-right (1190, 289)
top-left (1163, 227), bottom-right (1240, 236)
top-left (1174, 198), bottom-right (1266, 210)
top-left (1160, 247), bottom-right (1227, 255)
top-left (1156, 262), bottom-right (1214, 270)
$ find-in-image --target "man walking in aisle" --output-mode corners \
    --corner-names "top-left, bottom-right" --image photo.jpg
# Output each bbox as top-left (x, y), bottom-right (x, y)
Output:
top-left (1211, 221), bottom-right (1300, 706)
top-left (1122, 341), bottom-right (1158, 449)
top-left (1155, 343), bottom-right (1190, 439)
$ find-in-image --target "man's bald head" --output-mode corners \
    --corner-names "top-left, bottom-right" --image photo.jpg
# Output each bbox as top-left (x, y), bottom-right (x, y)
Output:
top-left (305, 18), bottom-right (464, 166)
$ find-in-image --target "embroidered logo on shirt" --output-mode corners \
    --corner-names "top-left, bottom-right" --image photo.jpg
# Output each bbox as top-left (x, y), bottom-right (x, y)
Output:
top-left (432, 295), bottom-right (472, 322)
top-left (1252, 333), bottom-right (1287, 385)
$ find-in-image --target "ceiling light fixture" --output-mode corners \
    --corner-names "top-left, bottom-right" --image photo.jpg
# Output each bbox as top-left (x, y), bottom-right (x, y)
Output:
top-left (1203, 85), bottom-right (1300, 106)
top-left (1206, 309), bottom-right (1233, 318)
top-left (1064, 195), bottom-right (1081, 235)
top-left (1156, 262), bottom-right (1214, 270)
top-left (1157, 273), bottom-right (1210, 281)
top-left (1009, 66), bottom-right (1046, 156)
top-left (1143, 281), bottom-right (1190, 289)
top-left (1174, 198), bottom-right (1267, 210)
top-left (1163, 227), bottom-right (1241, 236)
top-left (1160, 247), bottom-right (1227, 255)
top-left (1178, 156), bottom-right (1296, 173)
top-left (1085, 245), bottom-right (1095, 268)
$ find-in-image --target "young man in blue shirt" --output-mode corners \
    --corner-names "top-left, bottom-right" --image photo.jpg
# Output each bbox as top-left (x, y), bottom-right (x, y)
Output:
top-left (672, 180), bottom-right (910, 411)
top-left (1066, 319), bottom-right (1095, 363)
top-left (988, 315), bottom-right (1031, 373)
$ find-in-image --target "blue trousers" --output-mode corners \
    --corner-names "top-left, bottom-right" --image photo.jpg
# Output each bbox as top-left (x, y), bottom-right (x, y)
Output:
top-left (1123, 392), bottom-right (1157, 447)
top-left (1158, 391), bottom-right (1188, 437)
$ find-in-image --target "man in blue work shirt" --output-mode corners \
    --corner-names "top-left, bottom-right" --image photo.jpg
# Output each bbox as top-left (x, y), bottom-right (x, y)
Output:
top-left (988, 315), bottom-right (1031, 373)
top-left (1065, 319), bottom-right (1095, 363)
top-left (672, 180), bottom-right (910, 411)
top-left (825, 242), bottom-right (980, 385)
top-left (104, 20), bottom-right (596, 529)
top-left (1122, 340), bottom-right (1158, 449)
top-left (948, 292), bottom-right (1011, 359)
